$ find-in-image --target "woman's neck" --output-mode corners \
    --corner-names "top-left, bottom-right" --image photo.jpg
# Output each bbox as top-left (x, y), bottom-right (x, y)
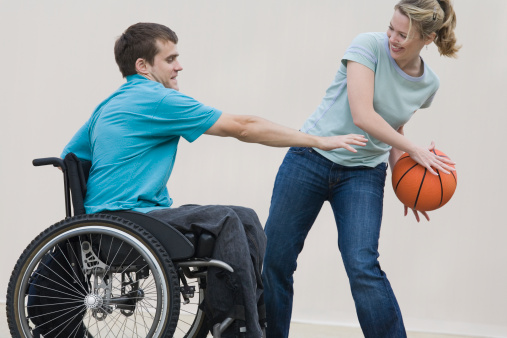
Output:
top-left (396, 56), bottom-right (424, 77)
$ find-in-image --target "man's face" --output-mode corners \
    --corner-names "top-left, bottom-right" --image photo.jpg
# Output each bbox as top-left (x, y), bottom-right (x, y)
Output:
top-left (145, 40), bottom-right (183, 90)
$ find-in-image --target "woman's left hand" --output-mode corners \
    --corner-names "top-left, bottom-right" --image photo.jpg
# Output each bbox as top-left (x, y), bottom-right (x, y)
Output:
top-left (404, 205), bottom-right (430, 222)
top-left (408, 141), bottom-right (456, 176)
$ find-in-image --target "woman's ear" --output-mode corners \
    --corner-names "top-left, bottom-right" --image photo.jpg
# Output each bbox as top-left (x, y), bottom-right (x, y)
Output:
top-left (425, 32), bottom-right (437, 45)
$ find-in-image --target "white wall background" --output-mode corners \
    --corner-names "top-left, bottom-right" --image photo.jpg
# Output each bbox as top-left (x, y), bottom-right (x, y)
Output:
top-left (1, 1), bottom-right (506, 337)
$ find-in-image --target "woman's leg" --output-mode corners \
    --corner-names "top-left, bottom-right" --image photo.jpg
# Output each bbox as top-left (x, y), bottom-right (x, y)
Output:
top-left (262, 147), bottom-right (329, 338)
top-left (330, 163), bottom-right (406, 338)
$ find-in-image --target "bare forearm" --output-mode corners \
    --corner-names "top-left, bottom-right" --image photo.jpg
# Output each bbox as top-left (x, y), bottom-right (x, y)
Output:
top-left (233, 115), bottom-right (322, 148)
top-left (206, 113), bottom-right (367, 152)
top-left (389, 147), bottom-right (404, 169)
top-left (354, 112), bottom-right (415, 155)
top-left (388, 126), bottom-right (405, 170)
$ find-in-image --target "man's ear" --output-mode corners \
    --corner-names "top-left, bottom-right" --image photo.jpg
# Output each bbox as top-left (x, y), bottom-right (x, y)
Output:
top-left (135, 58), bottom-right (149, 75)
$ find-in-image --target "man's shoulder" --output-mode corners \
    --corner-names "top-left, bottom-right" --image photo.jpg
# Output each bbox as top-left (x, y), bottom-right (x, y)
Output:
top-left (105, 75), bottom-right (209, 119)
top-left (124, 75), bottom-right (166, 95)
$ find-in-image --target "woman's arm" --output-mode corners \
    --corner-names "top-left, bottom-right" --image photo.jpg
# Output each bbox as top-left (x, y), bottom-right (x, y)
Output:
top-left (347, 61), bottom-right (454, 175)
top-left (388, 125), bottom-right (406, 171)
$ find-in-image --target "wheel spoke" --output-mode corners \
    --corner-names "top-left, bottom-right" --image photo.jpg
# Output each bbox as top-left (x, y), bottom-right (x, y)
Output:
top-left (8, 219), bottom-right (181, 338)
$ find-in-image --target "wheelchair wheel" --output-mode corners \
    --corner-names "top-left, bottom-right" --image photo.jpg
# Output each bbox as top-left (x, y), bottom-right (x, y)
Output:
top-left (6, 214), bottom-right (181, 338)
top-left (175, 273), bottom-right (210, 338)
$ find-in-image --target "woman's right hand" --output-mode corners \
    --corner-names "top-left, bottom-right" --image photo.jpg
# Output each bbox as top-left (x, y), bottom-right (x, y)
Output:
top-left (408, 141), bottom-right (456, 176)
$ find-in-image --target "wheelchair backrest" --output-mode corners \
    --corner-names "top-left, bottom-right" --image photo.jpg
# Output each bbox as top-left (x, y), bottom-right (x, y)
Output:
top-left (33, 154), bottom-right (197, 259)
top-left (32, 153), bottom-right (91, 217)
top-left (63, 153), bottom-right (91, 216)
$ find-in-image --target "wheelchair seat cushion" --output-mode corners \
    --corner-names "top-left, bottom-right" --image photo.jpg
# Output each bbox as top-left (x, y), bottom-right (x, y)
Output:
top-left (105, 210), bottom-right (196, 260)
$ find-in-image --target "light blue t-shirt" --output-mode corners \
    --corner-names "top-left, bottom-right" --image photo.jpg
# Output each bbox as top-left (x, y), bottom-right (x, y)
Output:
top-left (62, 74), bottom-right (222, 214)
top-left (301, 32), bottom-right (440, 167)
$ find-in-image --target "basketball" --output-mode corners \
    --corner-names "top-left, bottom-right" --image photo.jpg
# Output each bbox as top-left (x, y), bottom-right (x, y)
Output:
top-left (392, 149), bottom-right (457, 211)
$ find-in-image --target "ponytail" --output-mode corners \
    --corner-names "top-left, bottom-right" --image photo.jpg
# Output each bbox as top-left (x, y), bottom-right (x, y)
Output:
top-left (395, 0), bottom-right (461, 57)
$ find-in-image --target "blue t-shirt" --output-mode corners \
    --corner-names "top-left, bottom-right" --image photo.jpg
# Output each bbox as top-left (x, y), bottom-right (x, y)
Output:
top-left (301, 32), bottom-right (440, 167)
top-left (62, 74), bottom-right (222, 213)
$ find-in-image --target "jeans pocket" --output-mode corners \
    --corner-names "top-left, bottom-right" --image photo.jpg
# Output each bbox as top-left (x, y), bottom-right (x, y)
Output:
top-left (288, 147), bottom-right (308, 154)
top-left (374, 162), bottom-right (388, 173)
top-left (372, 162), bottom-right (388, 184)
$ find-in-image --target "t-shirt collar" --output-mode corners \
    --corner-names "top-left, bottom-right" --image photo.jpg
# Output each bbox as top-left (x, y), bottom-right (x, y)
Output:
top-left (126, 74), bottom-right (150, 82)
top-left (383, 33), bottom-right (426, 82)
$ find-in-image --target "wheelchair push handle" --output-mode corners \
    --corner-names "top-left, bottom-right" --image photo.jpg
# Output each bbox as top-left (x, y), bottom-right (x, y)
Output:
top-left (33, 157), bottom-right (66, 170)
top-left (33, 156), bottom-right (71, 216)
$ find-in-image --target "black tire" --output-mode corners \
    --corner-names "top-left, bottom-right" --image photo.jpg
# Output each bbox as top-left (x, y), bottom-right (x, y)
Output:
top-left (6, 214), bottom-right (181, 337)
top-left (175, 274), bottom-right (210, 338)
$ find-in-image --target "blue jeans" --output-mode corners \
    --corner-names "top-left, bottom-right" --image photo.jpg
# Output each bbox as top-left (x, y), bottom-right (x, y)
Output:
top-left (262, 147), bottom-right (406, 338)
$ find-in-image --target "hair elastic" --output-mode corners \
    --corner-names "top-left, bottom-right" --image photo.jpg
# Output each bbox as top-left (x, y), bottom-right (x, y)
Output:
top-left (433, 0), bottom-right (443, 20)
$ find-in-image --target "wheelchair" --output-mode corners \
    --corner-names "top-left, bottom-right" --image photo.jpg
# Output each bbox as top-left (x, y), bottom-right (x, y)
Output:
top-left (6, 154), bottom-right (245, 337)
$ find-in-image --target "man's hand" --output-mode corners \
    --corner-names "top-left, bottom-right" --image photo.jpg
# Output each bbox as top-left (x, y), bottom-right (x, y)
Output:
top-left (316, 134), bottom-right (368, 152)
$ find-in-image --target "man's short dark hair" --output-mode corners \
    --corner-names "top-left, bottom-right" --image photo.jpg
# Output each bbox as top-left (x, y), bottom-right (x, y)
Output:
top-left (114, 23), bottom-right (178, 78)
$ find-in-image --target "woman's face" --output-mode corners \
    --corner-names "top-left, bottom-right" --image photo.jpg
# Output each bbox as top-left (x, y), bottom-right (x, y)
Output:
top-left (387, 9), bottom-right (431, 66)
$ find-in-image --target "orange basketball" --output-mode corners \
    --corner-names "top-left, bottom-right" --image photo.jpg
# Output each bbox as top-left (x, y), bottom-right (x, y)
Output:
top-left (392, 149), bottom-right (457, 211)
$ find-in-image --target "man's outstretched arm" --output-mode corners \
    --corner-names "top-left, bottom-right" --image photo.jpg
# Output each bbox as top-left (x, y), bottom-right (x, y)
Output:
top-left (204, 113), bottom-right (367, 152)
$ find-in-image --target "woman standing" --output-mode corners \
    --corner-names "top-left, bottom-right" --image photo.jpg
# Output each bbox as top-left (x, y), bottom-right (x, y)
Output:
top-left (262, 0), bottom-right (460, 337)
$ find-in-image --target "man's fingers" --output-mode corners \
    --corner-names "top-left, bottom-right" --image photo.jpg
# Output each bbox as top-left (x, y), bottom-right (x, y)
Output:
top-left (347, 136), bottom-right (367, 144)
top-left (343, 144), bottom-right (357, 153)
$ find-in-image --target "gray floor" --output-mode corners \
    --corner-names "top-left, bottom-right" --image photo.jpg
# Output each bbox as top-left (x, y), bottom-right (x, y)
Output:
top-left (0, 303), bottom-right (482, 338)
top-left (289, 321), bottom-right (481, 338)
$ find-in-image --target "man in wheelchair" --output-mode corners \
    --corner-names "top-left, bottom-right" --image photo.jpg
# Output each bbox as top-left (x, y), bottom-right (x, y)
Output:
top-left (16, 23), bottom-right (367, 338)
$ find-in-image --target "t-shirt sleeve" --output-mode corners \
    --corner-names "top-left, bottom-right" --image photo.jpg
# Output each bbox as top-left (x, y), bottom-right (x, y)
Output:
top-left (341, 33), bottom-right (379, 72)
top-left (61, 119), bottom-right (92, 161)
top-left (420, 90), bottom-right (437, 109)
top-left (150, 91), bottom-right (222, 143)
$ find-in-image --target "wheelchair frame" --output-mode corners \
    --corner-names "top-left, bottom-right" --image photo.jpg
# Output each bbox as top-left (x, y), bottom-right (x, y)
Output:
top-left (6, 155), bottom-right (242, 338)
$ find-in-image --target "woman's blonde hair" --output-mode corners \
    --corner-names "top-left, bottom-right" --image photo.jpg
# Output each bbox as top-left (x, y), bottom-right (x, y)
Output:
top-left (395, 0), bottom-right (461, 57)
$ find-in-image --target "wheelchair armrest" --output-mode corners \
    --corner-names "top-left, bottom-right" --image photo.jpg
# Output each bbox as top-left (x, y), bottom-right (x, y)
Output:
top-left (180, 231), bottom-right (215, 258)
top-left (184, 232), bottom-right (196, 247)
top-left (195, 232), bottom-right (215, 258)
